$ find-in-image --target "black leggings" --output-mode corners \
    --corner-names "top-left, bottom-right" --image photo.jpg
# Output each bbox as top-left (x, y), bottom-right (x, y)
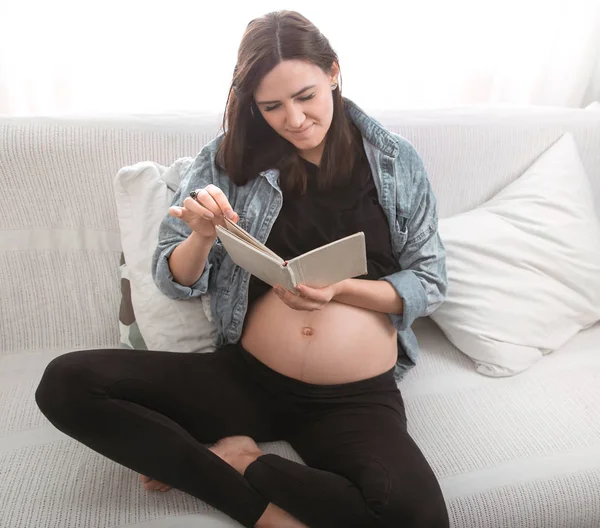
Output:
top-left (35, 342), bottom-right (449, 528)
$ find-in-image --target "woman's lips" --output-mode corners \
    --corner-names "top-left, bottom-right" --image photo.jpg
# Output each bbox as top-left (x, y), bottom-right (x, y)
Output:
top-left (289, 124), bottom-right (314, 138)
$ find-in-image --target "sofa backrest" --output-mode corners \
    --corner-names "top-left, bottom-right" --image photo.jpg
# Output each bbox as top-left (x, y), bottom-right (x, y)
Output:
top-left (1, 107), bottom-right (599, 232)
top-left (386, 106), bottom-right (600, 219)
top-left (1, 107), bottom-right (599, 354)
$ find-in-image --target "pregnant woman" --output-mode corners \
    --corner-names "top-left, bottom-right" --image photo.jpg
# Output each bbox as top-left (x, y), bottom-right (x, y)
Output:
top-left (35, 10), bottom-right (449, 528)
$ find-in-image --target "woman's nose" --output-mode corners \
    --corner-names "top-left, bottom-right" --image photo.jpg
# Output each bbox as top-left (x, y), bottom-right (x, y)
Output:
top-left (286, 105), bottom-right (305, 129)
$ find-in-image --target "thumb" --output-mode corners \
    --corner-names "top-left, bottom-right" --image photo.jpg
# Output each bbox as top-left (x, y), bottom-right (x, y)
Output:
top-left (169, 206), bottom-right (184, 218)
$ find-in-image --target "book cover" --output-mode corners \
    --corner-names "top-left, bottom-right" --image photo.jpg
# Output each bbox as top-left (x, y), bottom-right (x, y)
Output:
top-left (215, 217), bottom-right (367, 292)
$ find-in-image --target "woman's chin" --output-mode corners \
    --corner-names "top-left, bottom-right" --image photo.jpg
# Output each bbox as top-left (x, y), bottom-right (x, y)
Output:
top-left (291, 135), bottom-right (325, 152)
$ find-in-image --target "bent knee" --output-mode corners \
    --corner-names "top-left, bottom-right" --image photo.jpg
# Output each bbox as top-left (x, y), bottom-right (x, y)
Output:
top-left (345, 454), bottom-right (448, 527)
top-left (35, 350), bottom-right (97, 417)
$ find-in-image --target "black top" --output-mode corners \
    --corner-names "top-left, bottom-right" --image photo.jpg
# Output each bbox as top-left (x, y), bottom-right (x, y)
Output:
top-left (246, 140), bottom-right (400, 308)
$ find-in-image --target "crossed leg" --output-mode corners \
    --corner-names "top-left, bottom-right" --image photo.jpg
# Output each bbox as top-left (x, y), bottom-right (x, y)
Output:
top-left (35, 345), bottom-right (291, 527)
top-left (243, 391), bottom-right (450, 528)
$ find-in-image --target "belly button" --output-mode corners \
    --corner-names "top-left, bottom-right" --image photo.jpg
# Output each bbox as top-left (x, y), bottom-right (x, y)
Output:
top-left (301, 326), bottom-right (314, 337)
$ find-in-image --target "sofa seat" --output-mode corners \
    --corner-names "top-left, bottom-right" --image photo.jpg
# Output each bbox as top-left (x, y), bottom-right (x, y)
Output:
top-left (2, 320), bottom-right (599, 528)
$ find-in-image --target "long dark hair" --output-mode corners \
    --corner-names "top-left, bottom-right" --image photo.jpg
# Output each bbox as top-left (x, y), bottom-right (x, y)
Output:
top-left (215, 10), bottom-right (361, 197)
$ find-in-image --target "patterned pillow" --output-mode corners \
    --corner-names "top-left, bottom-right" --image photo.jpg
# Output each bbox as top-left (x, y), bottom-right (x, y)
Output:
top-left (118, 253), bottom-right (148, 350)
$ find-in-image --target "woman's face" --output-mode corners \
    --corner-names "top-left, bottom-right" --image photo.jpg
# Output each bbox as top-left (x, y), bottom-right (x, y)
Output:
top-left (254, 59), bottom-right (338, 164)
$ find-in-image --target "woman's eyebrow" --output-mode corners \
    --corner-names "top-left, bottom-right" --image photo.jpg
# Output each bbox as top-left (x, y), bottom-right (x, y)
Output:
top-left (256, 85), bottom-right (316, 105)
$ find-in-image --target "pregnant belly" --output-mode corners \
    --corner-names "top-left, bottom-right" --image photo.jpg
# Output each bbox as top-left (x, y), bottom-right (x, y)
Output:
top-left (240, 288), bottom-right (398, 384)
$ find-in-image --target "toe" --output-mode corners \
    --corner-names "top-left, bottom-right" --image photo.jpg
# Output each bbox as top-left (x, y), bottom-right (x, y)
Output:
top-left (145, 480), bottom-right (161, 491)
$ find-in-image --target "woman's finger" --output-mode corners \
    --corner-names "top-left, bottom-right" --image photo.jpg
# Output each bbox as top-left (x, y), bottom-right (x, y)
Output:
top-left (275, 287), bottom-right (322, 311)
top-left (294, 285), bottom-right (319, 301)
top-left (187, 189), bottom-right (240, 226)
top-left (184, 193), bottom-right (219, 219)
top-left (204, 184), bottom-right (236, 220)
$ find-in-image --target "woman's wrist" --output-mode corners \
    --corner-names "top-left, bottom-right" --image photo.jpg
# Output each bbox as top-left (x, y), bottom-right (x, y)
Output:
top-left (189, 230), bottom-right (217, 246)
top-left (168, 230), bottom-right (216, 287)
top-left (332, 278), bottom-right (351, 300)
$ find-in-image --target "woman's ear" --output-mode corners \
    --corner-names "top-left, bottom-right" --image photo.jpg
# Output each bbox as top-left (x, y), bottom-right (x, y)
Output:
top-left (329, 61), bottom-right (340, 84)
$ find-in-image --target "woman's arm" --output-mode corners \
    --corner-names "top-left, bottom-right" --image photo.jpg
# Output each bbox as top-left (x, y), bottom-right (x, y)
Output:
top-left (292, 144), bottom-right (446, 324)
top-left (151, 140), bottom-right (225, 300)
top-left (168, 231), bottom-right (217, 287)
top-left (332, 278), bottom-right (403, 314)
top-left (334, 143), bottom-right (447, 329)
top-left (378, 143), bottom-right (447, 330)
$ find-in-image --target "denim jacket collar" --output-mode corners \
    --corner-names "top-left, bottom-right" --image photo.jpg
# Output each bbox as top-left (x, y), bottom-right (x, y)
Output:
top-left (342, 97), bottom-right (400, 158)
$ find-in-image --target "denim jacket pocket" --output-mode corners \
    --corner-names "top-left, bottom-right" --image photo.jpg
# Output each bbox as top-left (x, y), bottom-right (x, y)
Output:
top-left (392, 215), bottom-right (409, 255)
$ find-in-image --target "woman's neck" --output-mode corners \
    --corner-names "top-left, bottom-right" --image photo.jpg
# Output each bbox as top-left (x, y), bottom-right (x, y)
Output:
top-left (298, 137), bottom-right (325, 166)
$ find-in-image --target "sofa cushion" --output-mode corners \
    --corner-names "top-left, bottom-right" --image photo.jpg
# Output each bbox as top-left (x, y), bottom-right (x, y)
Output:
top-left (430, 132), bottom-right (600, 377)
top-left (113, 158), bottom-right (217, 353)
top-left (3, 321), bottom-right (599, 527)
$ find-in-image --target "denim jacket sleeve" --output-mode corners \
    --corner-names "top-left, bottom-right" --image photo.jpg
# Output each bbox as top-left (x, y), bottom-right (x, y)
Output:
top-left (151, 142), bottom-right (225, 300)
top-left (378, 140), bottom-right (448, 331)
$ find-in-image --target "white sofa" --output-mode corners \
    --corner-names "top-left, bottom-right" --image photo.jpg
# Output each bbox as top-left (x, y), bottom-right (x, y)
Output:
top-left (1, 105), bottom-right (599, 528)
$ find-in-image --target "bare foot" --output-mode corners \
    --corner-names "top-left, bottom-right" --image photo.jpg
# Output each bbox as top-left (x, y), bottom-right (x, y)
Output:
top-left (256, 503), bottom-right (309, 528)
top-left (139, 474), bottom-right (172, 492)
top-left (208, 435), bottom-right (264, 475)
top-left (138, 436), bottom-right (261, 492)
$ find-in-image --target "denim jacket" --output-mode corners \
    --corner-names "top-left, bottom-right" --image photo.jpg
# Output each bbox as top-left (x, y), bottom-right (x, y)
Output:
top-left (152, 98), bottom-right (447, 382)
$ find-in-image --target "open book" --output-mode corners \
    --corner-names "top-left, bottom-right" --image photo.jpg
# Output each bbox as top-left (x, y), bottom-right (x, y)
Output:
top-left (215, 217), bottom-right (368, 293)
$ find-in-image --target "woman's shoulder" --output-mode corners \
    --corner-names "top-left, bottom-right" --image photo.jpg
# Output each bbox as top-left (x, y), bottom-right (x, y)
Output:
top-left (192, 132), bottom-right (226, 165)
top-left (184, 132), bottom-right (270, 207)
top-left (186, 133), bottom-right (228, 183)
top-left (391, 133), bottom-right (426, 171)
top-left (360, 125), bottom-right (426, 181)
top-left (349, 105), bottom-right (421, 168)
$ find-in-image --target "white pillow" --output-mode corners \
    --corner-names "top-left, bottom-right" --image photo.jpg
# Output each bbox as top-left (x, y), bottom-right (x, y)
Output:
top-left (430, 132), bottom-right (600, 377)
top-left (113, 158), bottom-right (217, 353)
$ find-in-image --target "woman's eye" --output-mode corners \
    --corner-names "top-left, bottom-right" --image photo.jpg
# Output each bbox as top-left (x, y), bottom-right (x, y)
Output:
top-left (264, 93), bottom-right (315, 112)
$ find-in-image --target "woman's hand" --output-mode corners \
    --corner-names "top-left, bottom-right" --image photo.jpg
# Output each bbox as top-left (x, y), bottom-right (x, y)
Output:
top-left (273, 283), bottom-right (339, 311)
top-left (169, 184), bottom-right (240, 239)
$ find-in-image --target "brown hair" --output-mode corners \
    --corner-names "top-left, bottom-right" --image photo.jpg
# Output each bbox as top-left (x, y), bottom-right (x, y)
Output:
top-left (215, 10), bottom-right (361, 197)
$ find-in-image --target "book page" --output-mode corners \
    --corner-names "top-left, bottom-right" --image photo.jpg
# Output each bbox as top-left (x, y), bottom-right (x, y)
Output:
top-left (222, 217), bottom-right (282, 261)
top-left (215, 225), bottom-right (294, 289)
